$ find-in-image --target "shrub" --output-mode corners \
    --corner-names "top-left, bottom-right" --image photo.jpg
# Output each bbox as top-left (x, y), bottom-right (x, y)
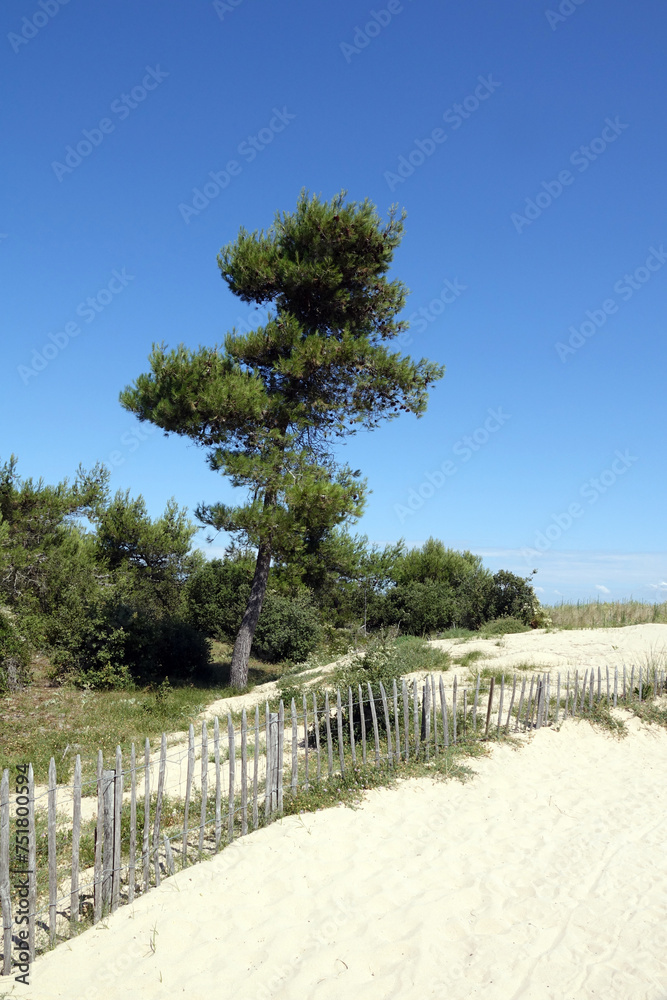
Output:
top-left (252, 591), bottom-right (322, 664)
top-left (487, 570), bottom-right (540, 625)
top-left (369, 580), bottom-right (457, 635)
top-left (185, 557), bottom-right (253, 640)
top-left (0, 608), bottom-right (33, 692)
top-left (48, 594), bottom-right (210, 689)
top-left (481, 616), bottom-right (531, 636)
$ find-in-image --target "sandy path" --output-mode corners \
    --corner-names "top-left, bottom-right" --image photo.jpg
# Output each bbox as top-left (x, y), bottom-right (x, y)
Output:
top-left (433, 622), bottom-right (667, 675)
top-left (20, 709), bottom-right (667, 1000)
top-left (31, 624), bottom-right (667, 826)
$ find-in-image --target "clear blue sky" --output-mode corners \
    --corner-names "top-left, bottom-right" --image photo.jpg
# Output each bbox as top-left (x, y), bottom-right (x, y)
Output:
top-left (2, 0), bottom-right (666, 603)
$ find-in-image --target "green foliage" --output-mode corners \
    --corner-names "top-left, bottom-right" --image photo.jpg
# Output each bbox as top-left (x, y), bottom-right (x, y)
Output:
top-left (185, 553), bottom-right (254, 640)
top-left (0, 609), bottom-right (33, 691)
top-left (48, 592), bottom-right (210, 690)
top-left (252, 591), bottom-right (322, 664)
top-left (120, 190), bottom-right (445, 687)
top-left (487, 569), bottom-right (540, 625)
top-left (481, 616), bottom-right (532, 636)
top-left (370, 579), bottom-right (458, 635)
top-left (0, 454), bottom-right (109, 611)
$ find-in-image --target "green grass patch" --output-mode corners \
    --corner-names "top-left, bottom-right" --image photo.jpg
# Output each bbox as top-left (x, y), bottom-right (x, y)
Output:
top-left (0, 646), bottom-right (285, 785)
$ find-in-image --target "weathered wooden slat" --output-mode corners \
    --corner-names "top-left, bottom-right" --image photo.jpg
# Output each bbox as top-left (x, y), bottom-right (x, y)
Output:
top-left (242, 708), bottom-right (248, 834)
top-left (462, 688), bottom-right (467, 740)
top-left (313, 694), bottom-right (322, 781)
top-left (524, 676), bottom-right (535, 730)
top-left (529, 678), bottom-right (539, 730)
top-left (394, 680), bottom-right (401, 762)
top-left (290, 700), bottom-right (298, 794)
top-left (473, 674), bottom-right (480, 733)
top-left (505, 674), bottom-right (517, 733)
top-left (152, 734), bottom-right (167, 888)
top-left (368, 683), bottom-right (381, 766)
top-left (163, 834), bottom-right (175, 876)
top-left (572, 670), bottom-right (579, 717)
top-left (277, 701), bottom-right (284, 811)
top-left (70, 754), bottom-right (82, 926)
top-left (227, 714), bottom-right (236, 841)
top-left (439, 677), bottom-right (449, 747)
top-left (112, 748), bottom-right (122, 912)
top-left (303, 695), bottom-right (310, 791)
top-left (267, 712), bottom-right (279, 814)
top-left (623, 664), bottom-right (627, 701)
top-left (606, 666), bottom-right (610, 703)
top-left (579, 670), bottom-right (588, 713)
top-left (613, 667), bottom-right (618, 708)
top-left (497, 676), bottom-right (505, 737)
top-left (554, 674), bottom-right (561, 725)
top-left (48, 757), bottom-right (57, 945)
top-left (431, 675), bottom-right (438, 754)
top-left (484, 679), bottom-right (495, 737)
top-left (402, 679), bottom-right (409, 761)
top-left (535, 678), bottom-right (543, 730)
top-left (253, 707), bottom-right (260, 828)
top-left (514, 677), bottom-right (527, 732)
top-left (214, 716), bottom-right (222, 849)
top-left (128, 744), bottom-right (136, 903)
top-left (324, 692), bottom-right (334, 778)
top-left (413, 678), bottom-right (420, 756)
top-left (349, 687), bottom-right (356, 767)
top-left (264, 703), bottom-right (272, 820)
top-left (336, 689), bottom-right (345, 775)
top-left (1, 769), bottom-right (11, 975)
top-left (379, 682), bottom-right (393, 765)
top-left (597, 666), bottom-right (601, 700)
top-left (200, 721), bottom-right (208, 855)
top-left (358, 685), bottom-right (367, 767)
top-left (27, 765), bottom-right (36, 963)
top-left (564, 671), bottom-right (570, 720)
top-left (182, 724), bottom-right (195, 867)
top-left (630, 666), bottom-right (635, 701)
top-left (142, 741), bottom-right (150, 895)
top-left (589, 669), bottom-right (594, 710)
top-left (452, 676), bottom-right (458, 745)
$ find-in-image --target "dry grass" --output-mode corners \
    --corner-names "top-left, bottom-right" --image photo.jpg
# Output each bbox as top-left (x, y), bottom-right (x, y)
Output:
top-left (543, 599), bottom-right (667, 629)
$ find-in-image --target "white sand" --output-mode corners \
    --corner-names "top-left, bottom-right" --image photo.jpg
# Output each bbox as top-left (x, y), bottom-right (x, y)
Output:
top-left (13, 625), bottom-right (667, 998)
top-left (21, 711), bottom-right (667, 999)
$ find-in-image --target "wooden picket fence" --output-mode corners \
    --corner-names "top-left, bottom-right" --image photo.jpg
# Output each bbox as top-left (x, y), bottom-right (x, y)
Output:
top-left (1, 662), bottom-right (665, 975)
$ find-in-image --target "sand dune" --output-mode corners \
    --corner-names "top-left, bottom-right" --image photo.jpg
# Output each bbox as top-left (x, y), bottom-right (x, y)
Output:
top-left (11, 625), bottom-right (667, 999)
top-left (20, 716), bottom-right (667, 999)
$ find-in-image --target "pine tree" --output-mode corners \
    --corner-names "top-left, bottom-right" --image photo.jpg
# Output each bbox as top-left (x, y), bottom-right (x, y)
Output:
top-left (120, 190), bottom-right (445, 687)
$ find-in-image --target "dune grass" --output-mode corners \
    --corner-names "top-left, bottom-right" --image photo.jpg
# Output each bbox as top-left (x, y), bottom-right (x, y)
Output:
top-left (544, 599), bottom-right (667, 629)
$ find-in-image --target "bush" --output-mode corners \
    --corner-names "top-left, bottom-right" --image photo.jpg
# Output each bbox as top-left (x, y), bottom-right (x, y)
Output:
top-left (185, 557), bottom-right (253, 640)
top-left (48, 594), bottom-right (210, 689)
top-left (368, 580), bottom-right (458, 635)
top-left (252, 591), bottom-right (322, 664)
top-left (0, 608), bottom-right (33, 692)
top-left (481, 616), bottom-right (531, 636)
top-left (487, 570), bottom-right (540, 625)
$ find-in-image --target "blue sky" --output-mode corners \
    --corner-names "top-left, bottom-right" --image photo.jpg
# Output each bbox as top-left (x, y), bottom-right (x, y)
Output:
top-left (2, 0), bottom-right (666, 603)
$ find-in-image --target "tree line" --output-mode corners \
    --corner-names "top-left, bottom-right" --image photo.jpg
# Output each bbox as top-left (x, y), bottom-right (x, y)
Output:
top-left (1, 190), bottom-right (544, 693)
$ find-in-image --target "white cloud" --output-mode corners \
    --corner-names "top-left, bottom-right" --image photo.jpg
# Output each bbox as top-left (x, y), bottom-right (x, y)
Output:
top-left (648, 581), bottom-right (667, 590)
top-left (595, 584), bottom-right (611, 594)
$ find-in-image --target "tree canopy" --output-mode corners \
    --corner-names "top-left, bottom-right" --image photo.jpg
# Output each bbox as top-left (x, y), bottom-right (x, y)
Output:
top-left (121, 190), bottom-right (445, 687)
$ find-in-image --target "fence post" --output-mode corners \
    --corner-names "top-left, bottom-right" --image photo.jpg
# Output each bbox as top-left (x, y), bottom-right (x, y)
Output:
top-left (101, 768), bottom-right (115, 911)
top-left (1, 769), bottom-right (11, 976)
top-left (267, 712), bottom-right (279, 815)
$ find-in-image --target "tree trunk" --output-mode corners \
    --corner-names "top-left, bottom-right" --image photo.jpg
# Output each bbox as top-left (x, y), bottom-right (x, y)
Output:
top-left (229, 540), bottom-right (272, 689)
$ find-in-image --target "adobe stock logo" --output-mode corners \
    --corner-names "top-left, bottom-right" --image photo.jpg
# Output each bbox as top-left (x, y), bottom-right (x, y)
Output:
top-left (394, 407), bottom-right (510, 523)
top-left (520, 450), bottom-right (638, 560)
